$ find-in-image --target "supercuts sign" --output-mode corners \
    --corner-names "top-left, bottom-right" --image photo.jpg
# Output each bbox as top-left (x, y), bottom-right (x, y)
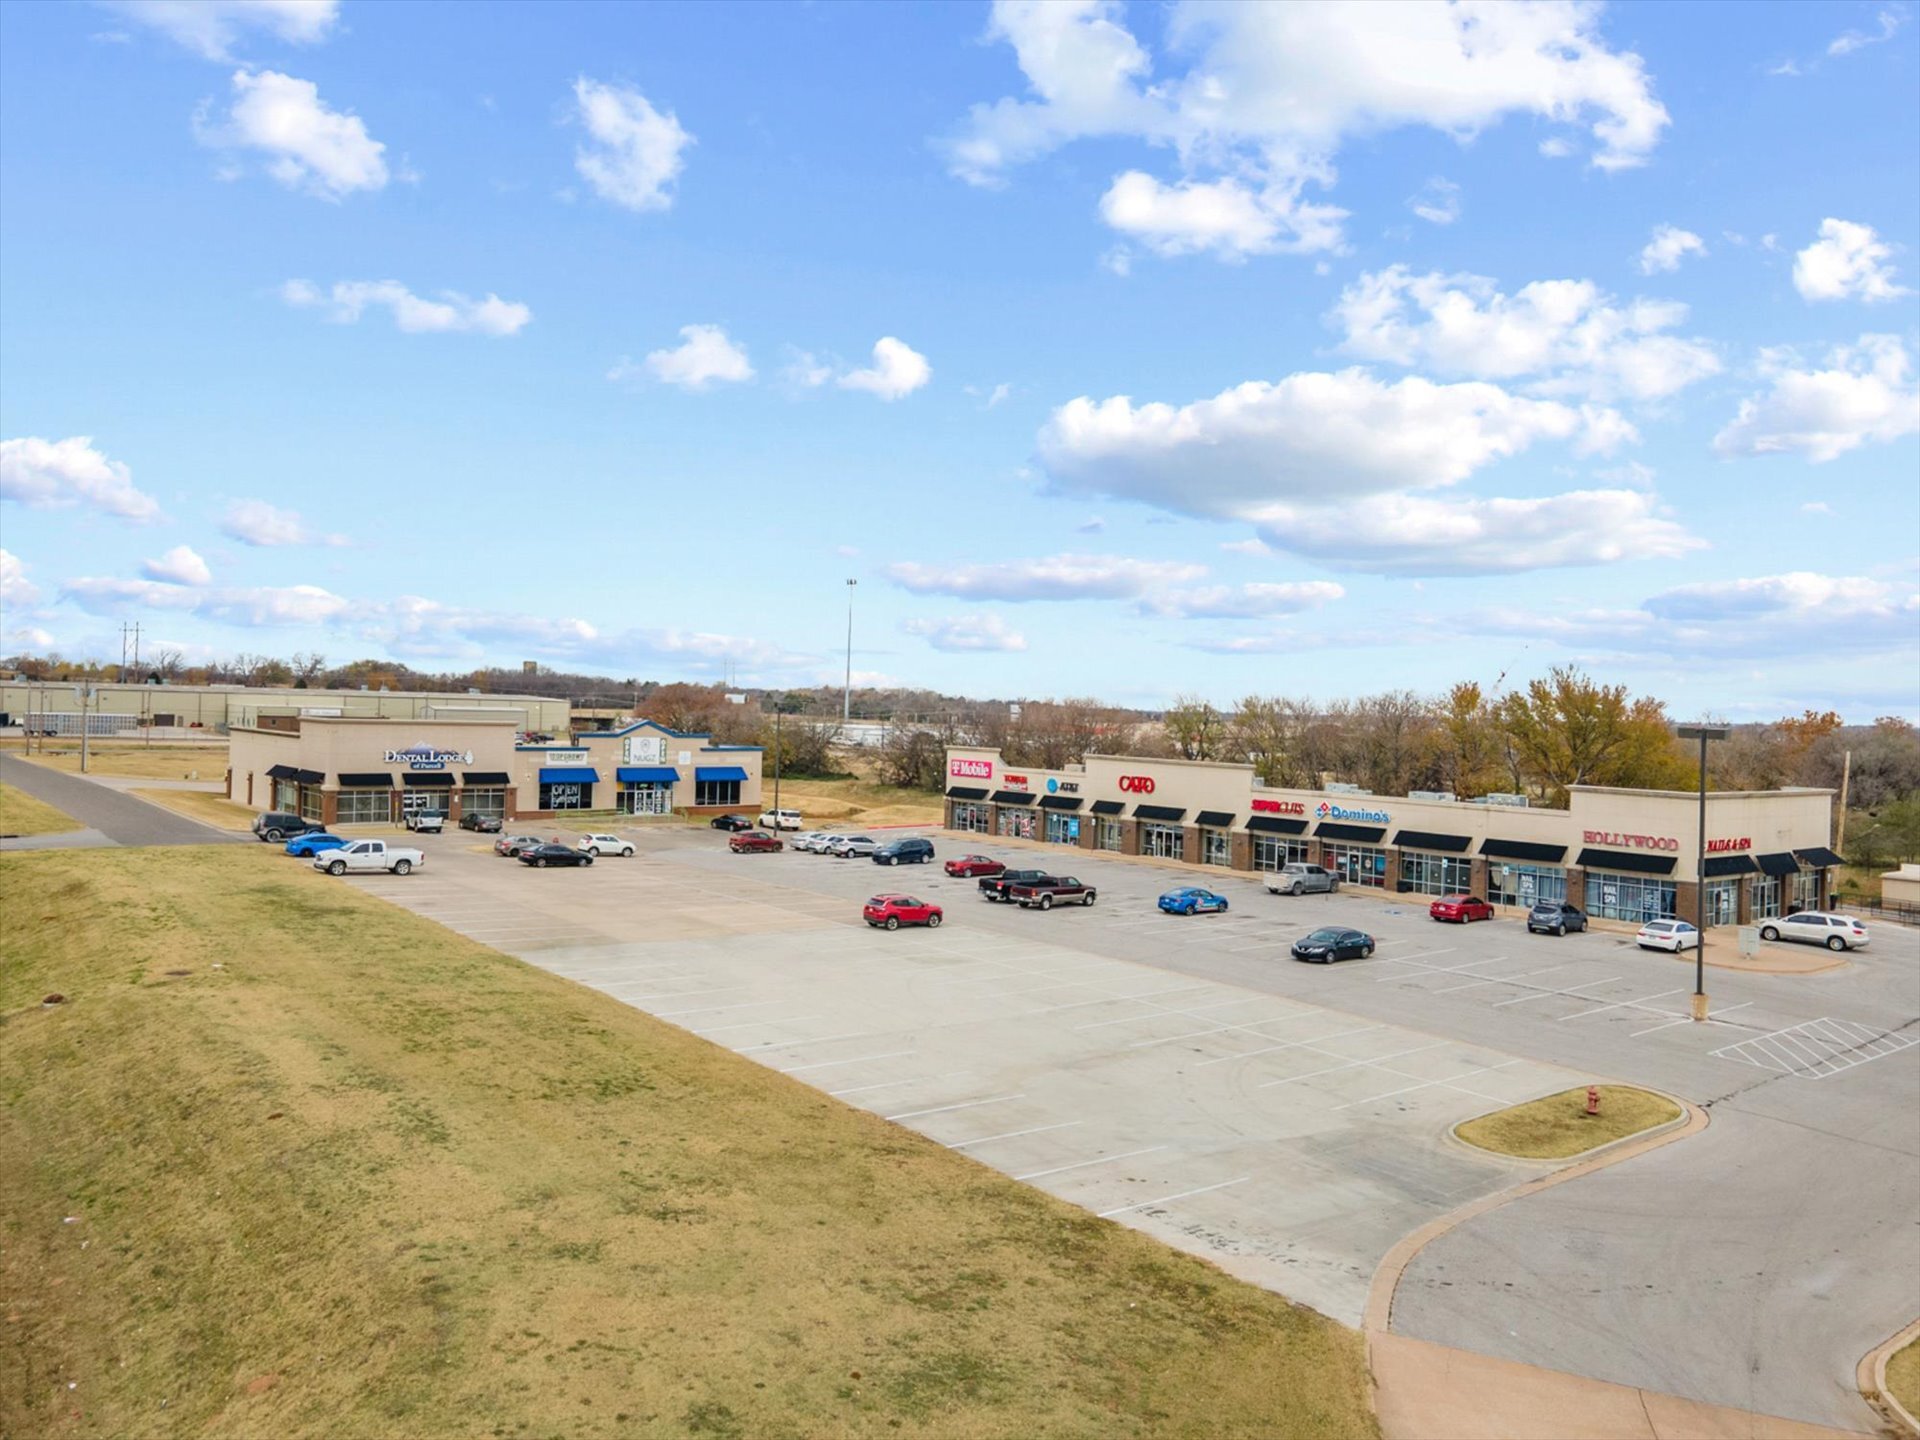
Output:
top-left (1583, 830), bottom-right (1680, 851)
top-left (949, 758), bottom-right (993, 779)
top-left (1118, 775), bottom-right (1155, 794)
top-left (1251, 799), bottom-right (1306, 815)
top-left (385, 745), bottom-right (474, 771)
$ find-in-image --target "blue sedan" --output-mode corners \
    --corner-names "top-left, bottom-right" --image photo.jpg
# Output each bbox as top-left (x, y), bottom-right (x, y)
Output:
top-left (284, 831), bottom-right (349, 857)
top-left (1158, 886), bottom-right (1229, 916)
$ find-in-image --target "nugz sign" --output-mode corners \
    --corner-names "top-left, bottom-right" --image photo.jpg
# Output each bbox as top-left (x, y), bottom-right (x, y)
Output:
top-left (1118, 775), bottom-right (1156, 794)
top-left (949, 758), bottom-right (993, 780)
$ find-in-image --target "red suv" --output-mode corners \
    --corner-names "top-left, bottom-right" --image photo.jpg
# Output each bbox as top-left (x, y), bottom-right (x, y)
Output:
top-left (863, 895), bottom-right (943, 931)
top-left (1429, 894), bottom-right (1494, 923)
top-left (944, 855), bottom-right (1004, 878)
top-left (729, 831), bottom-right (783, 853)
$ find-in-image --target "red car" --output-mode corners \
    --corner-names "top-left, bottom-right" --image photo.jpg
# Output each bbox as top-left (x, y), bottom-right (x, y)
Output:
top-left (729, 830), bottom-right (784, 853)
top-left (1430, 894), bottom-right (1494, 923)
top-left (863, 894), bottom-right (943, 931)
top-left (944, 854), bottom-right (1005, 879)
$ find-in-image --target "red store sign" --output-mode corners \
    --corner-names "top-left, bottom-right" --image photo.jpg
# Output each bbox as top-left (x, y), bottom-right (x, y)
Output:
top-left (1250, 799), bottom-right (1306, 815)
top-left (1004, 774), bottom-right (1030, 787)
top-left (1118, 775), bottom-right (1156, 794)
top-left (1705, 837), bottom-right (1752, 852)
top-left (949, 758), bottom-right (993, 779)
top-left (1583, 830), bottom-right (1681, 852)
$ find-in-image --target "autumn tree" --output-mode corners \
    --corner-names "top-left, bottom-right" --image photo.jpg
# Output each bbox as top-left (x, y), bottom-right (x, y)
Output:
top-left (1429, 682), bottom-right (1510, 798)
top-left (1163, 694), bottom-right (1225, 761)
top-left (1496, 667), bottom-right (1691, 807)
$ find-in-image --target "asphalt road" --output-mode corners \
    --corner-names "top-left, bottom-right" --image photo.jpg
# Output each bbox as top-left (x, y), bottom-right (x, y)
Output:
top-left (0, 752), bottom-right (243, 847)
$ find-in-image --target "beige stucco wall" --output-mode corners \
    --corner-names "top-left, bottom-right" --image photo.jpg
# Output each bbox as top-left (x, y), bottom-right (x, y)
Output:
top-left (1881, 865), bottom-right (1920, 907)
top-left (230, 716), bottom-right (524, 813)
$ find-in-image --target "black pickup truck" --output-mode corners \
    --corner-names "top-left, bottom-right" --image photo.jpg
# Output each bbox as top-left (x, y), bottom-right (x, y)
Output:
top-left (979, 868), bottom-right (1050, 902)
top-left (1005, 875), bottom-right (1098, 910)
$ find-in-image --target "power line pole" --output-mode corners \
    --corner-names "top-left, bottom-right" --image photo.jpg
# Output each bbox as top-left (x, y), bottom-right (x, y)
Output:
top-left (843, 578), bottom-right (857, 724)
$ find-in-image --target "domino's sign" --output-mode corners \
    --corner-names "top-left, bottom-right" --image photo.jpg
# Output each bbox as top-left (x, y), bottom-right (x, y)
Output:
top-left (1315, 800), bottom-right (1390, 824)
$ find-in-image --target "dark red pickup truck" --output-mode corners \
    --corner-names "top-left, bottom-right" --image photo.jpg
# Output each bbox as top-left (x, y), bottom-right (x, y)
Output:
top-left (980, 868), bottom-right (1050, 902)
top-left (1005, 875), bottom-right (1098, 910)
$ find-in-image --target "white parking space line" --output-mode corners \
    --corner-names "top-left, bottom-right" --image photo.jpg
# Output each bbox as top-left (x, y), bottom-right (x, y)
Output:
top-left (1258, 1041), bottom-right (1450, 1088)
top-left (948, 1120), bottom-right (1083, 1149)
top-left (1073, 995), bottom-right (1269, 1031)
top-left (1015, 1145), bottom-right (1168, 1182)
top-left (1125, 1011), bottom-right (1325, 1050)
top-left (885, 1093), bottom-right (1024, 1122)
top-left (614, 984), bottom-right (745, 1003)
top-left (1630, 1000), bottom-right (1752, 1037)
top-left (829, 1069), bottom-right (971, 1098)
top-left (1374, 948), bottom-right (1457, 968)
top-left (1019, 983), bottom-right (1218, 1017)
top-left (1098, 1177), bottom-right (1249, 1219)
top-left (1193, 1023), bottom-right (1384, 1068)
top-left (1560, 988), bottom-right (1687, 1021)
top-left (778, 1050), bottom-right (916, 1074)
top-left (736, 1030), bottom-right (875, 1052)
top-left (1710, 1017), bottom-right (1920, 1078)
top-left (1431, 963), bottom-right (1572, 995)
top-left (657, 998), bottom-right (794, 1019)
top-left (694, 1016), bottom-right (821, 1035)
top-left (1491, 977), bottom-right (1621, 1008)
top-left (1374, 954), bottom-right (1506, 983)
top-left (1333, 1058), bottom-right (1524, 1111)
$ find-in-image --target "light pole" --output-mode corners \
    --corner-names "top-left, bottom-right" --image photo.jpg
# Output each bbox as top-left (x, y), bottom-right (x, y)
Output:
top-left (843, 579), bottom-right (857, 724)
top-left (768, 692), bottom-right (792, 824)
top-left (1677, 722), bottom-right (1731, 1021)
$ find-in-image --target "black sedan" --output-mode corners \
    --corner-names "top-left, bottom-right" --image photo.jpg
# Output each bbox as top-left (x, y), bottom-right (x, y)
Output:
top-left (516, 843), bottom-right (594, 868)
top-left (1290, 927), bottom-right (1375, 964)
top-left (709, 814), bottom-right (755, 831)
top-left (459, 812), bottom-right (504, 833)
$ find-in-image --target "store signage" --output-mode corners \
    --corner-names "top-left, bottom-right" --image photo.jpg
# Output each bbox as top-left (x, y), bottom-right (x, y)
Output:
top-left (623, 734), bottom-right (668, 765)
top-left (1251, 799), bottom-right (1306, 815)
top-left (1706, 837), bottom-right (1752, 852)
top-left (1582, 829), bottom-right (1680, 851)
top-left (1004, 773), bottom-right (1030, 787)
top-left (1118, 775), bottom-right (1156, 794)
top-left (384, 744), bottom-right (474, 771)
top-left (1046, 779), bottom-right (1079, 793)
top-left (544, 749), bottom-right (590, 765)
top-left (1316, 800), bottom-right (1390, 824)
top-left (949, 758), bottom-right (993, 779)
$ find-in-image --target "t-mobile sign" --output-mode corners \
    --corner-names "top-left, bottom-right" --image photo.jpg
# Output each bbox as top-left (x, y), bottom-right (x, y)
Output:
top-left (949, 758), bottom-right (994, 779)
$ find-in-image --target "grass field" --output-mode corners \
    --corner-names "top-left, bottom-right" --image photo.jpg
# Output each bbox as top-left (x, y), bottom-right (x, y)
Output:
top-left (1454, 1086), bottom-right (1682, 1160)
top-left (1888, 1336), bottom-right (1920, 1419)
top-left (0, 783), bottom-right (82, 836)
top-left (0, 847), bottom-right (1375, 1440)
top-left (125, 787), bottom-right (259, 832)
top-left (3, 743), bottom-right (227, 781)
top-left (768, 775), bottom-right (943, 827)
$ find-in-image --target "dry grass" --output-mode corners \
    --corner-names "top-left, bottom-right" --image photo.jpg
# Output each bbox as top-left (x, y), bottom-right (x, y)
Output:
top-left (0, 847), bottom-right (1376, 1440)
top-left (1454, 1086), bottom-right (1682, 1160)
top-left (128, 787), bottom-right (259, 832)
top-left (769, 775), bottom-right (943, 827)
top-left (1887, 1336), bottom-right (1920, 1419)
top-left (0, 784), bottom-right (82, 836)
top-left (4, 743), bottom-right (227, 780)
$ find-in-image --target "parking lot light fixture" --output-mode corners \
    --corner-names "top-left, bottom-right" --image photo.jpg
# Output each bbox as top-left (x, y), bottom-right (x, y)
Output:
top-left (1677, 722), bottom-right (1732, 1020)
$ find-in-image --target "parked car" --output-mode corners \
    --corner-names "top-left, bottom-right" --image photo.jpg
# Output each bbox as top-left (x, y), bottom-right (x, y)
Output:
top-left (758, 808), bottom-right (804, 831)
top-left (1265, 863), bottom-right (1339, 896)
top-left (1290, 927), bottom-right (1375, 963)
top-left (1006, 875), bottom-right (1097, 910)
top-left (578, 833), bottom-right (635, 858)
top-left (863, 894), bottom-right (943, 930)
top-left (808, 834), bottom-right (849, 856)
top-left (831, 835), bottom-right (878, 858)
top-left (873, 837), bottom-right (935, 866)
top-left (980, 868), bottom-right (1050, 902)
top-left (944, 854), bottom-right (1004, 879)
top-left (518, 844), bottom-right (594, 868)
top-left (1634, 918), bottom-right (1698, 953)
top-left (1429, 894), bottom-right (1494, 924)
top-left (404, 810), bottom-right (446, 834)
top-left (495, 834), bottom-right (542, 857)
top-left (284, 831), bottom-right (348, 858)
top-left (729, 831), bottom-right (783, 853)
top-left (1758, 911), bottom-right (1870, 951)
top-left (1159, 886), bottom-right (1229, 915)
top-left (460, 812), bottom-right (503, 833)
top-left (313, 840), bottom-right (423, 876)
top-left (710, 814), bottom-right (755, 832)
top-left (1526, 901), bottom-right (1589, 936)
top-left (253, 811), bottom-right (323, 843)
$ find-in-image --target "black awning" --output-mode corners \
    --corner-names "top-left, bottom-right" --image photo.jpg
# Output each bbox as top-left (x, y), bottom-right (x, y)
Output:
top-left (293, 768), bottom-right (323, 785)
top-left (1794, 846), bottom-right (1845, 869)
top-left (336, 772), bottom-right (392, 788)
top-left (1393, 829), bottom-right (1471, 853)
top-left (1134, 804), bottom-right (1187, 823)
top-left (1195, 810), bottom-right (1236, 828)
top-left (1317, 822), bottom-right (1385, 843)
top-left (1090, 800), bottom-right (1124, 816)
top-left (1576, 847), bottom-right (1677, 876)
top-left (1480, 837), bottom-right (1567, 863)
top-left (1756, 851), bottom-right (1800, 877)
top-left (402, 773), bottom-right (455, 787)
top-left (1704, 854), bottom-right (1759, 877)
top-left (1246, 816), bottom-right (1308, 835)
top-left (991, 790), bottom-right (1035, 806)
top-left (945, 786), bottom-right (988, 800)
top-left (1039, 795), bottom-right (1083, 811)
top-left (265, 763), bottom-right (297, 779)
top-left (464, 771), bottom-right (510, 786)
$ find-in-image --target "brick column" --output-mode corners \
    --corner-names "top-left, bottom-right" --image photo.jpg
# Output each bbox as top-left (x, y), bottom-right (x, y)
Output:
top-left (1675, 880), bottom-right (1700, 927)
top-left (321, 790), bottom-right (338, 826)
top-left (1120, 820), bottom-right (1141, 856)
top-left (1182, 826), bottom-right (1202, 868)
top-left (1737, 878), bottom-right (1752, 925)
top-left (1230, 831), bottom-right (1252, 871)
top-left (504, 786), bottom-right (520, 821)
top-left (447, 789), bottom-right (464, 823)
top-left (1470, 856), bottom-right (1490, 901)
top-left (1077, 817), bottom-right (1098, 851)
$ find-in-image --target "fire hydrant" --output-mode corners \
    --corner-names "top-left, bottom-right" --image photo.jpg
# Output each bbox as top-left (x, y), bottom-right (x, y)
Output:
top-left (1585, 1085), bottom-right (1601, 1116)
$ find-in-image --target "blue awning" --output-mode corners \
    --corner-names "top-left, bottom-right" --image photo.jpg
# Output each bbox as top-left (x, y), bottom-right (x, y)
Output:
top-left (617, 766), bottom-right (679, 783)
top-left (695, 765), bottom-right (748, 782)
top-left (539, 767), bottom-right (599, 784)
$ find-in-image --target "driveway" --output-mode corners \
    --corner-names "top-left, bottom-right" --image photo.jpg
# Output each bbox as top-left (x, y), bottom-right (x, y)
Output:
top-left (0, 753), bottom-right (244, 848)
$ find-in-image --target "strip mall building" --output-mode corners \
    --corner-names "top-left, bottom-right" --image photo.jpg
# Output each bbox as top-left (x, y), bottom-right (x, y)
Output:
top-left (943, 747), bottom-right (1843, 928)
top-left (230, 715), bottom-right (761, 825)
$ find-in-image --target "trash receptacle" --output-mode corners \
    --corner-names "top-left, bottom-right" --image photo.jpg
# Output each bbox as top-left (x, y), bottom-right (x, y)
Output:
top-left (1738, 925), bottom-right (1760, 957)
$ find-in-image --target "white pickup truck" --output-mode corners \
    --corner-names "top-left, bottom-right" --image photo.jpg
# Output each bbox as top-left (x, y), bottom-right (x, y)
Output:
top-left (313, 839), bottom-right (424, 876)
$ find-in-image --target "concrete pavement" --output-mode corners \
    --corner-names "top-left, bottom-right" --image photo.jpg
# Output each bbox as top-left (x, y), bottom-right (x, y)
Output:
top-left (0, 753), bottom-right (243, 847)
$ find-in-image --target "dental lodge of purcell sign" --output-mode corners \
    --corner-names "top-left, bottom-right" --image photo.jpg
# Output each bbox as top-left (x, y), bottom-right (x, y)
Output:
top-left (385, 745), bottom-right (474, 771)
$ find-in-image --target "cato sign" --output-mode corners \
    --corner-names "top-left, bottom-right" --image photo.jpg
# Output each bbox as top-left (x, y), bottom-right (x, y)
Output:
top-left (1118, 775), bottom-right (1156, 794)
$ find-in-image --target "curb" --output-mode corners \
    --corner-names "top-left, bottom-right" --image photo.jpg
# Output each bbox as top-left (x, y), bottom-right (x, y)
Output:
top-left (1858, 1317), bottom-right (1920, 1438)
top-left (1439, 1088), bottom-right (1694, 1170)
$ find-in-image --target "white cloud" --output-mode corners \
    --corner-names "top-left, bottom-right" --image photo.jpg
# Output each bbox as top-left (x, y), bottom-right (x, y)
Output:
top-left (948, 0), bottom-right (1668, 257)
top-left (8, 625), bottom-right (56, 650)
top-left (0, 436), bottom-right (161, 521)
top-left (1792, 218), bottom-right (1912, 303)
top-left (103, 0), bottom-right (339, 61)
top-left (571, 77), bottom-right (692, 213)
top-left (781, 348), bottom-right (835, 388)
top-left (0, 550), bottom-right (40, 606)
top-left (1143, 580), bottom-right (1345, 618)
top-left (1075, 516), bottom-right (1106, 533)
top-left (280, 278), bottom-right (531, 335)
top-left (1408, 176), bottom-right (1461, 226)
top-left (883, 552), bottom-right (1206, 602)
top-left (838, 337), bottom-right (931, 400)
top-left (220, 498), bottom-right (346, 547)
top-left (1801, 501), bottom-right (1833, 515)
top-left (63, 576), bottom-right (352, 626)
top-left (141, 545), bottom-right (212, 586)
top-left (1645, 571), bottom-right (1916, 627)
top-left (621, 324), bottom-right (755, 391)
top-left (1829, 8), bottom-right (1906, 56)
top-left (1713, 335), bottom-right (1920, 462)
top-left (196, 68), bottom-right (389, 200)
top-left (1637, 224), bottom-right (1706, 274)
top-left (1538, 136), bottom-right (1575, 158)
top-left (1330, 266), bottom-right (1720, 402)
top-left (903, 613), bottom-right (1029, 652)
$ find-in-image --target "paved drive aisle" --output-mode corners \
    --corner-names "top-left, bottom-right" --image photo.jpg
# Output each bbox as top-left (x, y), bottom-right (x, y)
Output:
top-left (0, 753), bottom-right (243, 848)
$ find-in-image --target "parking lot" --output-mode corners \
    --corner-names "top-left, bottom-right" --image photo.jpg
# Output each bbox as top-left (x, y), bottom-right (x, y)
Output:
top-left (343, 823), bottom-right (1920, 1432)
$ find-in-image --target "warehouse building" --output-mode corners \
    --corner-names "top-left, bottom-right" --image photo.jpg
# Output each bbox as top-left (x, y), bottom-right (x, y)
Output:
top-left (943, 746), bottom-right (1842, 928)
top-left (1, 678), bottom-right (569, 735)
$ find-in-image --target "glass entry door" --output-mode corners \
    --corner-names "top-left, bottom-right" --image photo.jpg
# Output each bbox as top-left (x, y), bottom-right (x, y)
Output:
top-left (402, 788), bottom-right (448, 819)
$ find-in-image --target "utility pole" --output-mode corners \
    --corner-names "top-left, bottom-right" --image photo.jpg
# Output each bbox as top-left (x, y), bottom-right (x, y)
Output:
top-left (79, 684), bottom-right (92, 774)
top-left (1677, 723), bottom-right (1730, 1022)
top-left (1835, 749), bottom-right (1853, 854)
top-left (843, 579), bottom-right (857, 724)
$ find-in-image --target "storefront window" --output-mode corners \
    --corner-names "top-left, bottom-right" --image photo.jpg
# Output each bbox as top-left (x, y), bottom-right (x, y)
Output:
top-left (619, 783), bottom-right (672, 816)
top-left (1252, 835), bottom-right (1308, 871)
top-left (1585, 872), bottom-right (1676, 923)
top-left (1790, 869), bottom-right (1820, 912)
top-left (1703, 877), bottom-right (1739, 927)
top-left (273, 777), bottom-right (299, 812)
top-left (694, 779), bottom-right (741, 807)
top-left (1325, 844), bottom-right (1387, 888)
top-left (1044, 811), bottom-right (1081, 844)
top-left (950, 802), bottom-right (990, 834)
top-left (1489, 864), bottom-right (1566, 908)
top-left (336, 789), bottom-right (391, 825)
top-left (996, 807), bottom-right (1036, 840)
top-left (1140, 823), bottom-right (1184, 860)
top-left (1750, 875), bottom-right (1781, 919)
top-left (1201, 828), bottom-right (1230, 867)
top-left (1400, 852), bottom-right (1473, 896)
top-left (401, 788), bottom-right (448, 821)
top-left (463, 787), bottom-right (507, 820)
top-left (1096, 819), bottom-right (1124, 852)
top-left (540, 781), bottom-right (592, 811)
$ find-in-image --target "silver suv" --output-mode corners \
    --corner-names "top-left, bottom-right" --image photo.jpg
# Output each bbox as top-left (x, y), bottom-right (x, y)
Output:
top-left (1265, 863), bottom-right (1340, 896)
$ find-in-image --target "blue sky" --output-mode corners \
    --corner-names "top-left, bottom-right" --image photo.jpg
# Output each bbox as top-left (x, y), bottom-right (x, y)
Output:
top-left (2, 0), bottom-right (1916, 720)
